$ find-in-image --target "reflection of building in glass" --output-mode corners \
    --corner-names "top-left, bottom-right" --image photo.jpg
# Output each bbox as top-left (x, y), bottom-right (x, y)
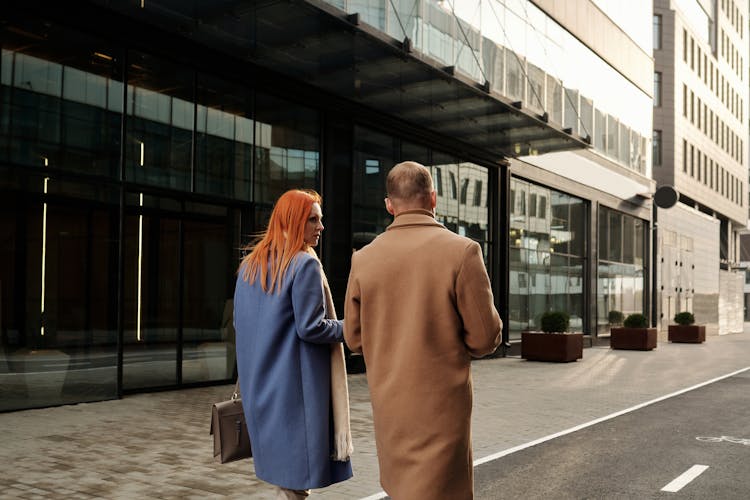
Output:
top-left (508, 179), bottom-right (587, 337)
top-left (432, 162), bottom-right (488, 242)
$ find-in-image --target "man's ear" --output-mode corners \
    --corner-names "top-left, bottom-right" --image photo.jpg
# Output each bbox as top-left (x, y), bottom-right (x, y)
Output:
top-left (430, 190), bottom-right (437, 209)
top-left (385, 197), bottom-right (395, 215)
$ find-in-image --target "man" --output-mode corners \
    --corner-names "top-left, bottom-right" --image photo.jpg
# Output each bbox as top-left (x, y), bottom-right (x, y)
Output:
top-left (344, 161), bottom-right (502, 500)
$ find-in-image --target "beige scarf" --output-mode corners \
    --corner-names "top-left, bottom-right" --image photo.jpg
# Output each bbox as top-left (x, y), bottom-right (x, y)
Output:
top-left (321, 271), bottom-right (353, 461)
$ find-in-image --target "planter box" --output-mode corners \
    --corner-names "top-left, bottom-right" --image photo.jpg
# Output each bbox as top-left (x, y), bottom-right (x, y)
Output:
top-left (521, 331), bottom-right (583, 362)
top-left (668, 325), bottom-right (706, 343)
top-left (610, 327), bottom-right (657, 350)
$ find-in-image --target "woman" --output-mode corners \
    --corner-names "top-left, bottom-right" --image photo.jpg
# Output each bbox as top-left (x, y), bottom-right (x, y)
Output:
top-left (234, 189), bottom-right (353, 499)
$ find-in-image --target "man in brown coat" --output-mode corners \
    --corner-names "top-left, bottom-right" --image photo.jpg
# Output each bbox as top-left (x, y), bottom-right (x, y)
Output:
top-left (344, 161), bottom-right (502, 500)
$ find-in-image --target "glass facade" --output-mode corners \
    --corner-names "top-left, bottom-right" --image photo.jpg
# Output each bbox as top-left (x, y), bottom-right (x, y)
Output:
top-left (0, 11), bottom-right (499, 410)
top-left (1, 3), bottom-right (654, 411)
top-left (0, 15), bottom-right (326, 410)
top-left (508, 178), bottom-right (586, 339)
top-left (0, 178), bottom-right (120, 409)
top-left (597, 206), bottom-right (647, 336)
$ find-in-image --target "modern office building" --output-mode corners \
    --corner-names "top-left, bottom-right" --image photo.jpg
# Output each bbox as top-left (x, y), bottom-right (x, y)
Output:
top-left (652, 0), bottom-right (748, 335)
top-left (0, 0), bottom-right (653, 411)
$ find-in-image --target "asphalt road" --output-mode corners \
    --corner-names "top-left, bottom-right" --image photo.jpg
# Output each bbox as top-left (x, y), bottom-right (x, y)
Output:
top-left (475, 371), bottom-right (750, 499)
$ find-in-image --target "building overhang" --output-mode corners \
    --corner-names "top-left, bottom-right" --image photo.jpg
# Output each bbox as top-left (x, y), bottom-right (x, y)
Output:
top-left (153, 0), bottom-right (591, 160)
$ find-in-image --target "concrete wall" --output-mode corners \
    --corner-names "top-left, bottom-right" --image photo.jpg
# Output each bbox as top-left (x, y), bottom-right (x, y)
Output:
top-left (657, 203), bottom-right (719, 333)
top-left (719, 270), bottom-right (744, 334)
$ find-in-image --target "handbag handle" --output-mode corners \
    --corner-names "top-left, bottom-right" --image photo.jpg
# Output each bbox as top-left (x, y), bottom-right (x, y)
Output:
top-left (232, 379), bottom-right (241, 400)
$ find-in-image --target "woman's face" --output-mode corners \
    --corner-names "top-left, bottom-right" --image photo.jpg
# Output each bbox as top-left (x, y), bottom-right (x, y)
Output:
top-left (304, 202), bottom-right (324, 247)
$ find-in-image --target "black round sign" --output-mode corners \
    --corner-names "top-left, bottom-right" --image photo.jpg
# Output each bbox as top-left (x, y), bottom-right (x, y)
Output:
top-left (654, 185), bottom-right (678, 208)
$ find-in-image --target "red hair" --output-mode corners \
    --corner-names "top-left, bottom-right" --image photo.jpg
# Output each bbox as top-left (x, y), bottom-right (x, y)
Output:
top-left (239, 189), bottom-right (322, 293)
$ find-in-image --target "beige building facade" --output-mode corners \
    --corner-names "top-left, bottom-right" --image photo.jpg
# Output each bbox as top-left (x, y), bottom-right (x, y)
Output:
top-left (653, 0), bottom-right (748, 334)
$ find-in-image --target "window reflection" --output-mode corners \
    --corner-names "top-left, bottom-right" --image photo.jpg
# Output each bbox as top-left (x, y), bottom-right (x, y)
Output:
top-left (254, 92), bottom-right (320, 204)
top-left (0, 182), bottom-right (119, 411)
top-left (352, 126), bottom-right (395, 249)
top-left (352, 127), bottom-right (492, 266)
top-left (123, 197), bottom-right (179, 390)
top-left (126, 51), bottom-right (193, 190)
top-left (0, 25), bottom-right (122, 178)
top-left (195, 74), bottom-right (253, 200)
top-left (597, 206), bottom-right (646, 336)
top-left (509, 178), bottom-right (586, 339)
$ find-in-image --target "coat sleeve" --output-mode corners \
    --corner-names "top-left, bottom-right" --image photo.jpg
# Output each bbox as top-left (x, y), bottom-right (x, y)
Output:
top-left (456, 241), bottom-right (502, 357)
top-left (291, 256), bottom-right (344, 344)
top-left (343, 254), bottom-right (363, 354)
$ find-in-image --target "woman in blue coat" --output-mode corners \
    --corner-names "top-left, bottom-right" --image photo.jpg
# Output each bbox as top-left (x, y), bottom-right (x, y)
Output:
top-left (234, 189), bottom-right (353, 498)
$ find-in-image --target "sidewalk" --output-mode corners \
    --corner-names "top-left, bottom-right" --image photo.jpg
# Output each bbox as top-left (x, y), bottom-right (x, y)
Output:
top-left (1, 331), bottom-right (749, 499)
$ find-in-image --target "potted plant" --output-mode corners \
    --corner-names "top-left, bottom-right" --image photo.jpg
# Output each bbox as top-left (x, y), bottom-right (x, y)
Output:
top-left (608, 310), bottom-right (624, 326)
top-left (668, 311), bottom-right (706, 343)
top-left (610, 313), bottom-right (657, 350)
top-left (521, 311), bottom-right (583, 362)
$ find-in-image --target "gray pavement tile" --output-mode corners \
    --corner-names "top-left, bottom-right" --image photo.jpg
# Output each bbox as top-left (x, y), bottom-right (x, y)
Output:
top-left (0, 330), bottom-right (748, 499)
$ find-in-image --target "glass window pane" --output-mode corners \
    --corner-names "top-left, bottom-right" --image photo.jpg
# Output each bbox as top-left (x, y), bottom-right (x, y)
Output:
top-left (527, 63), bottom-right (545, 112)
top-left (564, 88), bottom-right (579, 134)
top-left (510, 177), bottom-right (586, 338)
top-left (181, 209), bottom-right (241, 384)
top-left (506, 53), bottom-right (525, 102)
top-left (0, 178), bottom-right (119, 411)
top-left (254, 92), bottom-right (320, 204)
top-left (195, 74), bottom-right (252, 200)
top-left (123, 193), bottom-right (180, 390)
top-left (607, 115), bottom-right (619, 158)
top-left (458, 162), bottom-right (489, 243)
top-left (352, 126), bottom-right (395, 249)
top-left (431, 151), bottom-right (459, 231)
top-left (0, 22), bottom-right (122, 178)
top-left (546, 75), bottom-right (563, 125)
top-left (126, 51), bottom-right (193, 191)
top-left (484, 39), bottom-right (504, 95)
top-left (580, 97), bottom-right (593, 139)
top-left (597, 206), bottom-right (647, 335)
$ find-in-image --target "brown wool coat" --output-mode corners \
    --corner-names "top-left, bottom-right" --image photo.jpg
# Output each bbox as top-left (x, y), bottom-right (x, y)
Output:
top-left (344, 210), bottom-right (502, 500)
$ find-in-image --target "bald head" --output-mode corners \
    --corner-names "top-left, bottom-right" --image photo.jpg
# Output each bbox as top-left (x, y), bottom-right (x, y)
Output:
top-left (385, 161), bottom-right (436, 214)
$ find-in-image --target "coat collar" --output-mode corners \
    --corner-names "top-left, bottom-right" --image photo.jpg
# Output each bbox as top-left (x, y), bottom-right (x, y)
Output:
top-left (386, 209), bottom-right (446, 231)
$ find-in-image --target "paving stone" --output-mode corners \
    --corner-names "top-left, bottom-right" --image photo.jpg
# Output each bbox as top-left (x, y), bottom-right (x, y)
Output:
top-left (0, 331), bottom-right (748, 499)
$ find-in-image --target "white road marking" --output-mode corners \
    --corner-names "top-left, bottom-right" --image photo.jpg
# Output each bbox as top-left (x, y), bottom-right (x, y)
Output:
top-left (473, 365), bottom-right (750, 466)
top-left (358, 366), bottom-right (750, 500)
top-left (661, 465), bottom-right (709, 492)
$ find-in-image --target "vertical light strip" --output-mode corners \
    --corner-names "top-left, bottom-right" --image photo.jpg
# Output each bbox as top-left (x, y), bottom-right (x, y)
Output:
top-left (136, 194), bottom-right (144, 341)
top-left (136, 142), bottom-right (144, 341)
top-left (40, 157), bottom-right (49, 336)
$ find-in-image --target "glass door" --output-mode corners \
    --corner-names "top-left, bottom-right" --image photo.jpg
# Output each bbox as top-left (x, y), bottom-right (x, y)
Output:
top-left (122, 199), bottom-right (180, 391)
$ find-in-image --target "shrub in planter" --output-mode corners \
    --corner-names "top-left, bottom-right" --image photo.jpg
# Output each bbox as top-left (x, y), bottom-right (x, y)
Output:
top-left (540, 311), bottom-right (570, 333)
top-left (611, 313), bottom-right (656, 350)
top-left (623, 313), bottom-right (648, 328)
top-left (668, 311), bottom-right (705, 343)
top-left (673, 311), bottom-right (695, 326)
top-left (608, 310), bottom-right (624, 326)
top-left (522, 310), bottom-right (582, 362)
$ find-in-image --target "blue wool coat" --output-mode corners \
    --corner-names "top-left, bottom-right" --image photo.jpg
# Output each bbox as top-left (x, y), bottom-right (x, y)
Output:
top-left (234, 252), bottom-right (353, 490)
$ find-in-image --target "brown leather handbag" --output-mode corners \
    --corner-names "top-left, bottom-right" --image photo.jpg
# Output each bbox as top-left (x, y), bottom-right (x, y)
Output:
top-left (210, 381), bottom-right (252, 463)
